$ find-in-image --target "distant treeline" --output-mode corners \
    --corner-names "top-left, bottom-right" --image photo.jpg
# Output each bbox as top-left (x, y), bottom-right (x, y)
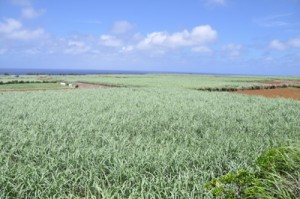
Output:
top-left (197, 84), bottom-right (300, 92)
top-left (0, 80), bottom-right (58, 85)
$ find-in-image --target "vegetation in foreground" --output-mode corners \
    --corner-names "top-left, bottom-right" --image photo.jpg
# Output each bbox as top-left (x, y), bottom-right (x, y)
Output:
top-left (207, 145), bottom-right (300, 198)
top-left (1, 87), bottom-right (300, 198)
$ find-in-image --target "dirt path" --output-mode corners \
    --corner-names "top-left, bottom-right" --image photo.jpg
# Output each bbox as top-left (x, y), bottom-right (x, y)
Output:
top-left (236, 88), bottom-right (300, 101)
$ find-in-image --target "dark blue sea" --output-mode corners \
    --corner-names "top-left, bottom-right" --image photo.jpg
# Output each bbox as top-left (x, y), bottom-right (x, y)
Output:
top-left (0, 68), bottom-right (175, 75)
top-left (0, 68), bottom-right (286, 76)
top-left (1, 68), bottom-right (229, 75)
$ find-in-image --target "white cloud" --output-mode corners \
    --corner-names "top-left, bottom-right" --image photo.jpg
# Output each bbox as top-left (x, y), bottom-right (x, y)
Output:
top-left (23, 48), bottom-right (40, 54)
top-left (137, 32), bottom-right (167, 49)
top-left (0, 18), bottom-right (46, 40)
top-left (0, 18), bottom-right (22, 33)
top-left (203, 0), bottom-right (226, 6)
top-left (9, 28), bottom-right (45, 40)
top-left (9, 0), bottom-right (46, 20)
top-left (192, 46), bottom-right (213, 54)
top-left (137, 25), bottom-right (217, 49)
top-left (64, 40), bottom-right (90, 55)
top-left (254, 13), bottom-right (299, 28)
top-left (111, 21), bottom-right (134, 34)
top-left (21, 7), bottom-right (45, 19)
top-left (209, 0), bottom-right (226, 5)
top-left (288, 37), bottom-right (300, 47)
top-left (269, 40), bottom-right (287, 50)
top-left (263, 56), bottom-right (274, 62)
top-left (0, 20), bottom-right (217, 61)
top-left (269, 36), bottom-right (300, 50)
top-left (100, 35), bottom-right (122, 47)
top-left (191, 25), bottom-right (218, 43)
top-left (120, 45), bottom-right (134, 53)
top-left (223, 44), bottom-right (243, 57)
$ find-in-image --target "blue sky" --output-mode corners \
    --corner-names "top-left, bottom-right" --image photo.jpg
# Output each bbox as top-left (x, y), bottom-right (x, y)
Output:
top-left (0, 0), bottom-right (300, 75)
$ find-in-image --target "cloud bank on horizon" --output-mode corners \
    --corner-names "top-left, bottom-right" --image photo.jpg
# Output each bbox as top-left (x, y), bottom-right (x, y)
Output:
top-left (0, 0), bottom-right (299, 75)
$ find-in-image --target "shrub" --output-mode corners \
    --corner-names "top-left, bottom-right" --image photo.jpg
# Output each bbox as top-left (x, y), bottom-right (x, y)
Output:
top-left (206, 145), bottom-right (300, 199)
top-left (256, 146), bottom-right (300, 174)
top-left (239, 86), bottom-right (245, 90)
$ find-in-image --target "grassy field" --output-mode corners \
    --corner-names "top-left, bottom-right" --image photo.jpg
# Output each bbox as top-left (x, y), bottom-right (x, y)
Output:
top-left (51, 74), bottom-right (292, 88)
top-left (0, 75), bottom-right (45, 83)
top-left (1, 74), bottom-right (300, 89)
top-left (0, 83), bottom-right (66, 90)
top-left (1, 81), bottom-right (300, 198)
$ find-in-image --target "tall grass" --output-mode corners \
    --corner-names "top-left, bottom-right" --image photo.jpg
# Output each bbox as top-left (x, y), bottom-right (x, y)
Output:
top-left (207, 145), bottom-right (300, 198)
top-left (0, 87), bottom-right (299, 198)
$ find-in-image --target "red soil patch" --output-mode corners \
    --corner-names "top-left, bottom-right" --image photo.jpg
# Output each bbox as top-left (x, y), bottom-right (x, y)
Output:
top-left (236, 88), bottom-right (300, 101)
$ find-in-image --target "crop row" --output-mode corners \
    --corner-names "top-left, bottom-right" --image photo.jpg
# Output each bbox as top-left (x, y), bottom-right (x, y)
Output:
top-left (196, 84), bottom-right (300, 92)
top-left (0, 80), bottom-right (58, 85)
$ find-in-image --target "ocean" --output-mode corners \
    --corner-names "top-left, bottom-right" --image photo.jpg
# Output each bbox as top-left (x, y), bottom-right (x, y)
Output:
top-left (0, 68), bottom-right (282, 76)
top-left (0, 68), bottom-right (167, 75)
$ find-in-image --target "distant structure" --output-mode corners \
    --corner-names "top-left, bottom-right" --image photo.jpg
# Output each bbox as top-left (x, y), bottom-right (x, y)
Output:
top-left (60, 82), bottom-right (78, 88)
